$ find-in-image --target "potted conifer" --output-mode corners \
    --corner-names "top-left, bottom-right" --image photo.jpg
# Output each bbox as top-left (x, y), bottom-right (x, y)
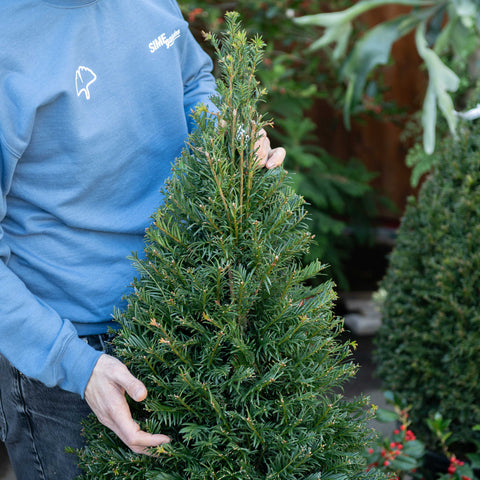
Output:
top-left (76, 14), bottom-right (384, 480)
top-left (375, 121), bottom-right (480, 479)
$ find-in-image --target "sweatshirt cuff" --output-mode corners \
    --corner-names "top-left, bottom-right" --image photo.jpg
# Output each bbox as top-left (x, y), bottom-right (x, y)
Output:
top-left (57, 334), bottom-right (103, 398)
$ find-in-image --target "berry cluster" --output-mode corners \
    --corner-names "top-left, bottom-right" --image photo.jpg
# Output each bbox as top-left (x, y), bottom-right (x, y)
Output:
top-left (366, 422), bottom-right (422, 478)
top-left (444, 455), bottom-right (472, 480)
top-left (448, 456), bottom-right (465, 475)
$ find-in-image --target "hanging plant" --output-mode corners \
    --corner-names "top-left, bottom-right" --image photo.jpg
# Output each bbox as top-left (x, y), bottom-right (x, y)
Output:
top-left (295, 0), bottom-right (480, 155)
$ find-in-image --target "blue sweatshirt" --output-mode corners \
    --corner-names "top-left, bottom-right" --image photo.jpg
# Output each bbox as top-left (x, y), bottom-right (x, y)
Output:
top-left (0, 0), bottom-right (217, 396)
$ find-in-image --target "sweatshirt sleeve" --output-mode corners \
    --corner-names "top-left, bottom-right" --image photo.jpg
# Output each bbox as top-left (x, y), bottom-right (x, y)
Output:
top-left (169, 0), bottom-right (219, 132)
top-left (0, 144), bottom-right (102, 397)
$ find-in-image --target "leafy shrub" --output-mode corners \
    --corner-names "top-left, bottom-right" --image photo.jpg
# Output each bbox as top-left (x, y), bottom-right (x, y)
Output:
top-left (364, 393), bottom-right (480, 480)
top-left (375, 121), bottom-right (480, 455)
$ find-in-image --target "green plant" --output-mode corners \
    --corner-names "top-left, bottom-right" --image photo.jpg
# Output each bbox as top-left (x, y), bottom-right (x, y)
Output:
top-left (365, 392), bottom-right (425, 480)
top-left (179, 0), bottom-right (351, 103)
top-left (271, 110), bottom-right (379, 287)
top-left (364, 394), bottom-right (480, 480)
top-left (295, 0), bottom-right (480, 154)
top-left (402, 28), bottom-right (480, 187)
top-left (426, 414), bottom-right (480, 480)
top-left (179, 0), bottom-right (384, 288)
top-left (374, 119), bottom-right (480, 457)
top-left (76, 14), bottom-right (384, 480)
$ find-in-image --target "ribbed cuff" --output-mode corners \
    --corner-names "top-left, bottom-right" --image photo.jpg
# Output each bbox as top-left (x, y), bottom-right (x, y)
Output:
top-left (57, 334), bottom-right (103, 397)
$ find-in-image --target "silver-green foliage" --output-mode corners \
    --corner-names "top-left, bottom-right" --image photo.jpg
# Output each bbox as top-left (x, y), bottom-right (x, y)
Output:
top-left (376, 122), bottom-right (480, 454)
top-left (76, 13), bottom-right (383, 480)
top-left (295, 0), bottom-right (480, 155)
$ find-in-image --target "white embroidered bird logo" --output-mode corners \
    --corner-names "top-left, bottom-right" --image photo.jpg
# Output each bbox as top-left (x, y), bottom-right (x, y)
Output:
top-left (75, 66), bottom-right (97, 100)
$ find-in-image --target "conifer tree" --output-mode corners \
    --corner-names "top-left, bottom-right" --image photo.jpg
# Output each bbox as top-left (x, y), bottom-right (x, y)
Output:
top-left (376, 121), bottom-right (480, 455)
top-left (76, 13), bottom-right (383, 480)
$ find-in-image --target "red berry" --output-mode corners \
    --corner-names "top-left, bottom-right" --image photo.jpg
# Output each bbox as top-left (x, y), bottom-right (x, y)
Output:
top-left (405, 430), bottom-right (416, 441)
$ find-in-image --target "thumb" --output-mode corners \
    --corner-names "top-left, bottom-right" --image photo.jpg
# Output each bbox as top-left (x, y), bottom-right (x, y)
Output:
top-left (114, 362), bottom-right (148, 402)
top-left (129, 380), bottom-right (148, 402)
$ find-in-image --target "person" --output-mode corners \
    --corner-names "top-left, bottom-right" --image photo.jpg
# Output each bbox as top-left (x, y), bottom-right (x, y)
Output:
top-left (0, 1), bottom-right (286, 479)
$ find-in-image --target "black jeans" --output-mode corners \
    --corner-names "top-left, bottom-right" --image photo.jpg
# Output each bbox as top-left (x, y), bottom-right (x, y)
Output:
top-left (0, 334), bottom-right (110, 480)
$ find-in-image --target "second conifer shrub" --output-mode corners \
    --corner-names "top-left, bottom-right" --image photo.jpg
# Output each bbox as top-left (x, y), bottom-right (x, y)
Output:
top-left (376, 122), bottom-right (480, 455)
top-left (77, 14), bottom-right (382, 480)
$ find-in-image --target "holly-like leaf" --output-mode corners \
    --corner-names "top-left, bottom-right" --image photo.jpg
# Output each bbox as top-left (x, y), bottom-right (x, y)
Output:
top-left (416, 22), bottom-right (459, 153)
top-left (375, 407), bottom-right (399, 423)
top-left (402, 439), bottom-right (425, 458)
top-left (339, 14), bottom-right (419, 128)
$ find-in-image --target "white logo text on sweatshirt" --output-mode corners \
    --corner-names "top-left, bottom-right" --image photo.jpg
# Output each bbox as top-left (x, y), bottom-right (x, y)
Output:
top-left (149, 29), bottom-right (181, 53)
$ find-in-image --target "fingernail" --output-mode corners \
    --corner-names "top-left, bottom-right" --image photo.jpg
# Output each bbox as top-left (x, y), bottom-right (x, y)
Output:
top-left (134, 388), bottom-right (145, 399)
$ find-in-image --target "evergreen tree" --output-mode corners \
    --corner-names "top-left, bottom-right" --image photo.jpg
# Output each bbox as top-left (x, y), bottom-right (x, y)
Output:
top-left (77, 13), bottom-right (382, 480)
top-left (376, 121), bottom-right (480, 456)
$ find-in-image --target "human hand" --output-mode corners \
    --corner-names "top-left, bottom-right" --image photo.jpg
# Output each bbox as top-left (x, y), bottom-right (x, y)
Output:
top-left (254, 128), bottom-right (286, 169)
top-left (84, 354), bottom-right (170, 454)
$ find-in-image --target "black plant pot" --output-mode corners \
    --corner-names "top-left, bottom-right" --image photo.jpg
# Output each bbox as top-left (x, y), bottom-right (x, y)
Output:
top-left (421, 450), bottom-right (450, 480)
top-left (422, 449), bottom-right (480, 480)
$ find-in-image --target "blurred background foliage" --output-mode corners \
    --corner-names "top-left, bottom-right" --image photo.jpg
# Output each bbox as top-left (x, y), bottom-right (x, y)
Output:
top-left (295, 0), bottom-right (480, 177)
top-left (179, 0), bottom-right (392, 288)
top-left (179, 0), bottom-right (480, 290)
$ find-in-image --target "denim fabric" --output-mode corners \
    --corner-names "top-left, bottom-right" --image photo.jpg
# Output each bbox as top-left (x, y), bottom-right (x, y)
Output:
top-left (0, 388), bottom-right (6, 443)
top-left (0, 334), bottom-right (110, 480)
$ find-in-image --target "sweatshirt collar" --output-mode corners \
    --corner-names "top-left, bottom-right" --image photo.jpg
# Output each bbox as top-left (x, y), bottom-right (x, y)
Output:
top-left (42, 0), bottom-right (98, 7)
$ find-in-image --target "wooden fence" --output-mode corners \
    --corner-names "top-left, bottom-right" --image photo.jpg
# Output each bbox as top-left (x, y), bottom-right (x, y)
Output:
top-left (313, 4), bottom-right (427, 221)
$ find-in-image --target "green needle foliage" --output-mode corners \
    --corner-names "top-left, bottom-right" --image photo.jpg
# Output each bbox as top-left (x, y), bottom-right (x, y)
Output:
top-left (76, 13), bottom-right (383, 480)
top-left (376, 121), bottom-right (480, 455)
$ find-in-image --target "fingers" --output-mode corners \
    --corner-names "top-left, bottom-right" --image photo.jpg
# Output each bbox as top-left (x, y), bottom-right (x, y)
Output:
top-left (218, 121), bottom-right (285, 168)
top-left (85, 354), bottom-right (170, 455)
top-left (266, 147), bottom-right (286, 169)
top-left (99, 382), bottom-right (169, 454)
top-left (254, 129), bottom-right (270, 168)
top-left (254, 128), bottom-right (286, 169)
top-left (114, 409), bottom-right (170, 454)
